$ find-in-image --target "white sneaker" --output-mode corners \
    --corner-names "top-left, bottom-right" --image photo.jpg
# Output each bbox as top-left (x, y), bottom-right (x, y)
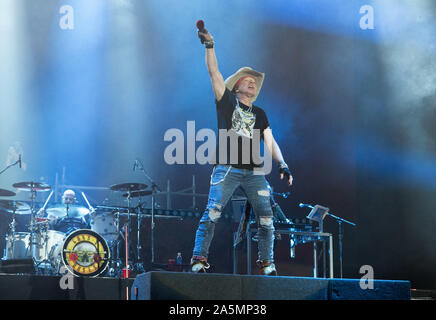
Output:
top-left (191, 259), bottom-right (210, 273)
top-left (258, 261), bottom-right (277, 276)
top-left (261, 263), bottom-right (277, 276)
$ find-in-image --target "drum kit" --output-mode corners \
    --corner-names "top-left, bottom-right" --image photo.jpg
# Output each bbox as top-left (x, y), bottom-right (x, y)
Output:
top-left (0, 180), bottom-right (169, 277)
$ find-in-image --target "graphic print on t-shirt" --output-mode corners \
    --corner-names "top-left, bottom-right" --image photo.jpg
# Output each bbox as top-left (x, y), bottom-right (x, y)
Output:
top-left (231, 104), bottom-right (256, 139)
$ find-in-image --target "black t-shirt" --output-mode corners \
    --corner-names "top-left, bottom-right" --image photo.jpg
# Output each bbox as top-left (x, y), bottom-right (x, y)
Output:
top-left (214, 88), bottom-right (270, 169)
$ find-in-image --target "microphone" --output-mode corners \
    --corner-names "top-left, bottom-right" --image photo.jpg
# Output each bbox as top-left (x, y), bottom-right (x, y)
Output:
top-left (299, 203), bottom-right (313, 209)
top-left (18, 154), bottom-right (22, 169)
top-left (196, 19), bottom-right (205, 32)
top-left (196, 19), bottom-right (207, 44)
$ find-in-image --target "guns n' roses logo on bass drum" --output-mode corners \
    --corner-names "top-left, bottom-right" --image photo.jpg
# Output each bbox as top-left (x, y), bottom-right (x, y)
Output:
top-left (62, 229), bottom-right (110, 277)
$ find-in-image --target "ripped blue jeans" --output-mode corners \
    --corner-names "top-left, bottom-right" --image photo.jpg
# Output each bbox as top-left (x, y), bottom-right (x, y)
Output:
top-left (192, 165), bottom-right (275, 263)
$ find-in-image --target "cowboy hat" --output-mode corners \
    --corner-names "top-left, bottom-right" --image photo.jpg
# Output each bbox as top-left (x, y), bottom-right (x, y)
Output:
top-left (224, 67), bottom-right (265, 102)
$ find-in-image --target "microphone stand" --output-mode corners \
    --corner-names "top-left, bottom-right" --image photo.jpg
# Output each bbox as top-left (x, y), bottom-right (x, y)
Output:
top-left (133, 158), bottom-right (162, 271)
top-left (271, 191), bottom-right (290, 199)
top-left (324, 211), bottom-right (356, 279)
top-left (301, 203), bottom-right (356, 278)
top-left (0, 157), bottom-right (21, 176)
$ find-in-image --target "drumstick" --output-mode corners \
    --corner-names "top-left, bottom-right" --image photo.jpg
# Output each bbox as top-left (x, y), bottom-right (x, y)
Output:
top-left (81, 191), bottom-right (95, 213)
top-left (37, 190), bottom-right (54, 216)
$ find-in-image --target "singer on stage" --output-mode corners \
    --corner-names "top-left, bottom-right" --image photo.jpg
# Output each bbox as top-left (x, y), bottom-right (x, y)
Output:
top-left (190, 22), bottom-right (293, 276)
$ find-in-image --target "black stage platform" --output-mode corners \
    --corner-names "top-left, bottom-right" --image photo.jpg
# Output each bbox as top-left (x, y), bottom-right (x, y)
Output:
top-left (0, 271), bottom-right (410, 300)
top-left (0, 273), bottom-right (134, 300)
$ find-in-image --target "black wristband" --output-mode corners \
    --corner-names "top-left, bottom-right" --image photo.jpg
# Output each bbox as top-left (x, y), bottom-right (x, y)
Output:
top-left (279, 162), bottom-right (291, 177)
top-left (204, 39), bottom-right (214, 49)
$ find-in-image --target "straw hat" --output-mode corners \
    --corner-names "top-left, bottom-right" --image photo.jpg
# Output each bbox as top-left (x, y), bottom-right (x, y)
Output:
top-left (224, 67), bottom-right (265, 102)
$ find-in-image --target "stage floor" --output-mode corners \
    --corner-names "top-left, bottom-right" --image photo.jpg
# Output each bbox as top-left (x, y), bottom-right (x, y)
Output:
top-left (0, 271), bottom-right (412, 300)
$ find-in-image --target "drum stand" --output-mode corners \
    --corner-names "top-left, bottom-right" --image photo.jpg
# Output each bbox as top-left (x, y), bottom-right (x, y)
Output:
top-left (31, 190), bottom-right (55, 274)
top-left (33, 224), bottom-right (51, 274)
top-left (107, 212), bottom-right (123, 277)
top-left (120, 192), bottom-right (140, 275)
top-left (10, 182), bottom-right (51, 274)
top-left (7, 212), bottom-right (17, 259)
top-left (108, 182), bottom-right (147, 277)
top-left (32, 220), bottom-right (54, 273)
top-left (107, 240), bottom-right (122, 277)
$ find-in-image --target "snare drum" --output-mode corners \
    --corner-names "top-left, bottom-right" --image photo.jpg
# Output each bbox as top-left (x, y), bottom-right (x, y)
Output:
top-left (3, 232), bottom-right (31, 259)
top-left (52, 217), bottom-right (88, 235)
top-left (90, 212), bottom-right (118, 241)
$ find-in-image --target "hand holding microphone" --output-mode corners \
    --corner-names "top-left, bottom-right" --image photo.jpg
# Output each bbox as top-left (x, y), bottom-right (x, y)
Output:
top-left (196, 20), bottom-right (206, 43)
top-left (196, 19), bottom-right (214, 48)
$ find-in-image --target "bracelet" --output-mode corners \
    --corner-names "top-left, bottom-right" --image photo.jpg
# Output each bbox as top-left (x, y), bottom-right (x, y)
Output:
top-left (279, 161), bottom-right (288, 169)
top-left (204, 39), bottom-right (214, 49)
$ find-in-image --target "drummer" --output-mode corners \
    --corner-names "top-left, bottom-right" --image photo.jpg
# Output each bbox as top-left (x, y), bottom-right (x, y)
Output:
top-left (47, 189), bottom-right (91, 234)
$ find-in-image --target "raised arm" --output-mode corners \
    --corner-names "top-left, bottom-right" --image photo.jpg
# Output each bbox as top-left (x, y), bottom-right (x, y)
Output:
top-left (198, 28), bottom-right (226, 101)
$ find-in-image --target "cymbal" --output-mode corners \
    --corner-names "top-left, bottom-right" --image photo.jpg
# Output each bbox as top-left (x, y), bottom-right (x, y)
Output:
top-left (13, 181), bottom-right (51, 192)
top-left (0, 200), bottom-right (31, 214)
top-left (110, 183), bottom-right (148, 192)
top-left (0, 188), bottom-right (16, 197)
top-left (46, 204), bottom-right (90, 218)
top-left (122, 190), bottom-right (152, 198)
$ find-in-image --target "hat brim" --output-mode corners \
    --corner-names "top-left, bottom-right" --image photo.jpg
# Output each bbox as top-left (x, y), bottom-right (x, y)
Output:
top-left (224, 67), bottom-right (265, 102)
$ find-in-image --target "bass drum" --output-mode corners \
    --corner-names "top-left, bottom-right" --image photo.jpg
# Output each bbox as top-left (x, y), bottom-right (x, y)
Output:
top-left (3, 232), bottom-right (31, 259)
top-left (61, 229), bottom-right (110, 277)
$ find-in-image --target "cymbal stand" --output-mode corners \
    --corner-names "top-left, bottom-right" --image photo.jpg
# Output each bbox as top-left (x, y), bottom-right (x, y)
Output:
top-left (28, 185), bottom-right (38, 267)
top-left (135, 202), bottom-right (144, 273)
top-left (133, 158), bottom-right (162, 268)
top-left (125, 190), bottom-right (133, 270)
top-left (112, 211), bottom-right (123, 277)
